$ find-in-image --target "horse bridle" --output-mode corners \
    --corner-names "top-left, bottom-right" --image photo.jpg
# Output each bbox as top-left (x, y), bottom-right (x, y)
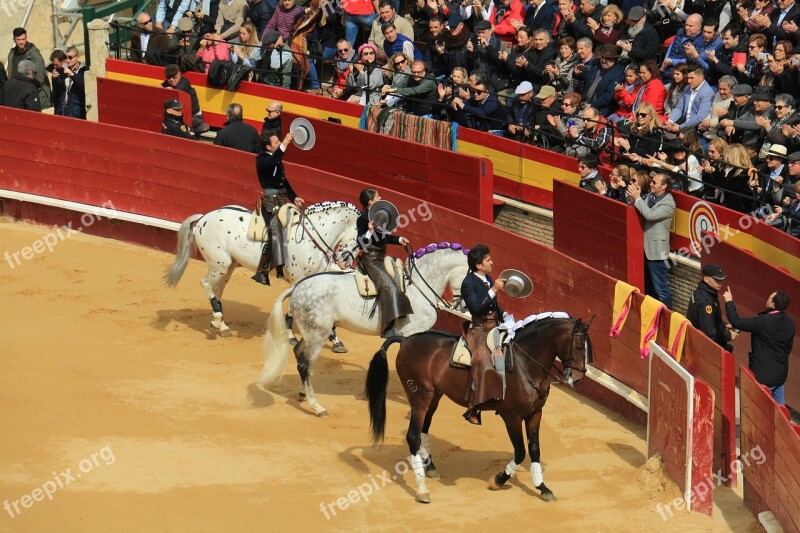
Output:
top-left (507, 320), bottom-right (590, 386)
top-left (292, 209), bottom-right (343, 266)
top-left (403, 246), bottom-right (460, 312)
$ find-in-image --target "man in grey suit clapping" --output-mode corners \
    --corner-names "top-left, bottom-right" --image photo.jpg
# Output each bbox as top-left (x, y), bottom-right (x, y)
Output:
top-left (628, 173), bottom-right (677, 309)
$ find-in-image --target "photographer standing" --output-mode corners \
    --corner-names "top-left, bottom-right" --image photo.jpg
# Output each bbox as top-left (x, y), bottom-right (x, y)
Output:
top-left (724, 287), bottom-right (795, 405)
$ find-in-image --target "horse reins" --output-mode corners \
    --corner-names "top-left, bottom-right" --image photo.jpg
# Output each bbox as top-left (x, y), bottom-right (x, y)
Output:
top-left (404, 248), bottom-right (459, 312)
top-left (293, 208), bottom-right (338, 265)
top-left (506, 325), bottom-right (588, 386)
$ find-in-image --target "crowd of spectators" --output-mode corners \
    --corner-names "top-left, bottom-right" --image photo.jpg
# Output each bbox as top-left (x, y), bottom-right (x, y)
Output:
top-left (110, 0), bottom-right (800, 235)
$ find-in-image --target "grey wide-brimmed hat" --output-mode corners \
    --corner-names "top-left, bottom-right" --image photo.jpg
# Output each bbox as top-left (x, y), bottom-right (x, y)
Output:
top-left (499, 269), bottom-right (533, 298)
top-left (289, 117), bottom-right (316, 150)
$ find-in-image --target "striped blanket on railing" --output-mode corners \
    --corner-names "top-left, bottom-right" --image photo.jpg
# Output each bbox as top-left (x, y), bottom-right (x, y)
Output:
top-left (360, 105), bottom-right (458, 151)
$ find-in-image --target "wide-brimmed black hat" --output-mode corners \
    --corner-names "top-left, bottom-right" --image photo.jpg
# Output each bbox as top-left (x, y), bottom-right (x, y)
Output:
top-left (368, 200), bottom-right (400, 233)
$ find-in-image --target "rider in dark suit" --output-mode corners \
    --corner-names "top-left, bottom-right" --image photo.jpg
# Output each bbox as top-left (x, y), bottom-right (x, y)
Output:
top-left (461, 244), bottom-right (508, 425)
top-left (356, 188), bottom-right (414, 338)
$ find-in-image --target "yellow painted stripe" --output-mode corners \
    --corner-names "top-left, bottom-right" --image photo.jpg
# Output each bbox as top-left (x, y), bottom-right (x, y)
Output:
top-left (106, 71), bottom-right (361, 127)
top-left (674, 207), bottom-right (800, 278)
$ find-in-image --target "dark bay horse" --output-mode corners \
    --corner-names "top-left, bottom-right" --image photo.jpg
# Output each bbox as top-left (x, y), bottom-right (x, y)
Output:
top-left (365, 316), bottom-right (593, 504)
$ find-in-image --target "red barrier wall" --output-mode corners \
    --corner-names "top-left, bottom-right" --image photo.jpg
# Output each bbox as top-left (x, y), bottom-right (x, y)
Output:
top-left (98, 77), bottom-right (192, 132)
top-left (706, 239), bottom-right (800, 410)
top-left (281, 112), bottom-right (494, 223)
top-left (552, 180), bottom-right (645, 290)
top-left (740, 367), bottom-right (800, 531)
top-left (0, 105), bottom-right (737, 489)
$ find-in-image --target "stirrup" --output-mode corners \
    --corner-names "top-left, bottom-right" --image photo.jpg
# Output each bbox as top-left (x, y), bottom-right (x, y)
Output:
top-left (463, 408), bottom-right (481, 425)
top-left (251, 272), bottom-right (270, 285)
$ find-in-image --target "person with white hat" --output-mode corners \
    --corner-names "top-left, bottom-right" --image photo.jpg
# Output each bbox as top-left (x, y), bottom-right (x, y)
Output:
top-left (505, 80), bottom-right (535, 141)
top-left (754, 144), bottom-right (791, 207)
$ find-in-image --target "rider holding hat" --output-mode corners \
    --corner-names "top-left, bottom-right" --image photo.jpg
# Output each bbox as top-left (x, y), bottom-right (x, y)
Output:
top-left (252, 131), bottom-right (305, 285)
top-left (461, 244), bottom-right (508, 425)
top-left (356, 188), bottom-right (413, 339)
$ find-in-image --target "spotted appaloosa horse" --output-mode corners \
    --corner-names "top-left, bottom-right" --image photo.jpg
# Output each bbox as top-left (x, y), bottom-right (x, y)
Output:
top-left (365, 315), bottom-right (593, 503)
top-left (165, 201), bottom-right (360, 339)
top-left (258, 243), bottom-right (469, 416)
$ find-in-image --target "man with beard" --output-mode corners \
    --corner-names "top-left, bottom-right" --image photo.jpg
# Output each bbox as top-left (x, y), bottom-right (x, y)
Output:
top-left (7, 28), bottom-right (49, 108)
top-left (686, 19), bottom-right (724, 78)
top-left (431, 12), bottom-right (470, 77)
top-left (580, 44), bottom-right (624, 116)
top-left (424, 16), bottom-right (449, 77)
top-left (705, 23), bottom-right (747, 86)
top-left (617, 7), bottom-right (660, 64)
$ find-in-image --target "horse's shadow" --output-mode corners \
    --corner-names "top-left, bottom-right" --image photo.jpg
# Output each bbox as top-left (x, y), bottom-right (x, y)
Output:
top-left (152, 301), bottom-right (267, 340)
top-left (339, 440), bottom-right (540, 499)
top-left (251, 362), bottom-right (409, 415)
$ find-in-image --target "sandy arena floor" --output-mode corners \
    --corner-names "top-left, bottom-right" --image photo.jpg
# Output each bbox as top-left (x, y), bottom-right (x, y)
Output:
top-left (0, 219), bottom-right (760, 532)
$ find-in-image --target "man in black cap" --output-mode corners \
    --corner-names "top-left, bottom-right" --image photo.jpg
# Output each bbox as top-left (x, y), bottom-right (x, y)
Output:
top-left (468, 19), bottom-right (509, 93)
top-left (162, 63), bottom-right (208, 133)
top-left (161, 98), bottom-right (194, 139)
top-left (717, 83), bottom-right (754, 141)
top-left (687, 264), bottom-right (738, 351)
top-left (616, 6), bottom-right (659, 64)
top-left (723, 287), bottom-right (795, 405)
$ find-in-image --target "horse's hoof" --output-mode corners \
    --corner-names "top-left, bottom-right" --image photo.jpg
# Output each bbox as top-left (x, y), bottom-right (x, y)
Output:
top-left (488, 478), bottom-right (506, 491)
top-left (316, 410), bottom-right (329, 417)
top-left (415, 492), bottom-right (431, 504)
top-left (425, 469), bottom-right (440, 480)
top-left (331, 341), bottom-right (348, 354)
top-left (218, 329), bottom-right (232, 338)
top-left (540, 492), bottom-right (557, 502)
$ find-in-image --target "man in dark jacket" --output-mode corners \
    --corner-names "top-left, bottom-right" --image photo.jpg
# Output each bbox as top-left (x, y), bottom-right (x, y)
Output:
top-left (616, 6), bottom-right (660, 64)
top-left (451, 80), bottom-right (510, 133)
top-left (162, 98), bottom-right (194, 138)
top-left (7, 27), bottom-right (50, 108)
top-left (130, 13), bottom-right (172, 64)
top-left (52, 47), bottom-right (86, 119)
top-left (581, 44), bottom-right (624, 116)
top-left (3, 59), bottom-right (41, 111)
top-left (687, 264), bottom-right (738, 351)
top-left (381, 61), bottom-right (437, 116)
top-left (724, 288), bottom-right (795, 405)
top-left (0, 59), bottom-right (6, 105)
top-left (214, 103), bottom-right (260, 153)
top-left (162, 63), bottom-right (209, 133)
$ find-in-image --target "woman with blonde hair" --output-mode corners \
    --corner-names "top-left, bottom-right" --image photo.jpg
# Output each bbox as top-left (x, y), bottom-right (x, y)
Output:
top-left (607, 163), bottom-right (635, 203)
top-left (232, 22), bottom-right (261, 67)
top-left (700, 138), bottom-right (729, 200)
top-left (591, 4), bottom-right (623, 46)
top-left (614, 102), bottom-right (664, 161)
top-left (710, 143), bottom-right (756, 213)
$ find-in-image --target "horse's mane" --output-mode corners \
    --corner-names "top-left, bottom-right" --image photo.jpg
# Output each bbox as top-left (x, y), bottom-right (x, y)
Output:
top-left (305, 201), bottom-right (360, 217)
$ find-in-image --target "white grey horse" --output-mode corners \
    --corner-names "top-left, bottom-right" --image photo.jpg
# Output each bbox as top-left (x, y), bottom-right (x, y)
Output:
top-left (258, 243), bottom-right (469, 416)
top-left (165, 201), bottom-right (361, 340)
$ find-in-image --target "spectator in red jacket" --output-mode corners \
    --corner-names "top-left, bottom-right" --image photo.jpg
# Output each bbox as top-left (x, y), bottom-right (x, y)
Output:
top-left (488, 0), bottom-right (526, 43)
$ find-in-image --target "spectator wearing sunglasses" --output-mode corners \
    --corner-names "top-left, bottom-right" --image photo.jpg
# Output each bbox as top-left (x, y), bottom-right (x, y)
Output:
top-left (131, 12), bottom-right (172, 64)
top-left (381, 60), bottom-right (437, 116)
top-left (52, 47), bottom-right (86, 119)
top-left (765, 94), bottom-right (800, 149)
top-left (329, 39), bottom-right (358, 100)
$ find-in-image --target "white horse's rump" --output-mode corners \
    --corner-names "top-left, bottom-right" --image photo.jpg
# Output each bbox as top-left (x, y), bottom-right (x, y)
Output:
top-left (259, 244), bottom-right (469, 415)
top-left (165, 201), bottom-right (360, 337)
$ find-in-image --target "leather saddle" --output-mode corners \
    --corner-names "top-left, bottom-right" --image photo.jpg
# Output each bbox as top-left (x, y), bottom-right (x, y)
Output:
top-left (247, 202), bottom-right (300, 242)
top-left (354, 257), bottom-right (406, 297)
top-left (450, 327), bottom-right (507, 368)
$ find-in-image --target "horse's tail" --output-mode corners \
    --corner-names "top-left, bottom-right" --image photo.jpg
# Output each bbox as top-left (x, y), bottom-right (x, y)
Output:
top-left (258, 287), bottom-right (294, 385)
top-left (164, 214), bottom-right (204, 288)
top-left (365, 337), bottom-right (403, 444)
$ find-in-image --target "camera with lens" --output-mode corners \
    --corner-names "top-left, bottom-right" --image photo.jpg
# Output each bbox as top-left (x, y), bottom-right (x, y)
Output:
top-left (55, 66), bottom-right (65, 74)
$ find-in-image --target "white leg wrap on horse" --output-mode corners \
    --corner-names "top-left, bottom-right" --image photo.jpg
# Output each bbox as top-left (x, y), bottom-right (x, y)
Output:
top-left (531, 462), bottom-right (544, 486)
top-left (505, 461), bottom-right (522, 478)
top-left (419, 433), bottom-right (431, 461)
top-left (410, 454), bottom-right (426, 479)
